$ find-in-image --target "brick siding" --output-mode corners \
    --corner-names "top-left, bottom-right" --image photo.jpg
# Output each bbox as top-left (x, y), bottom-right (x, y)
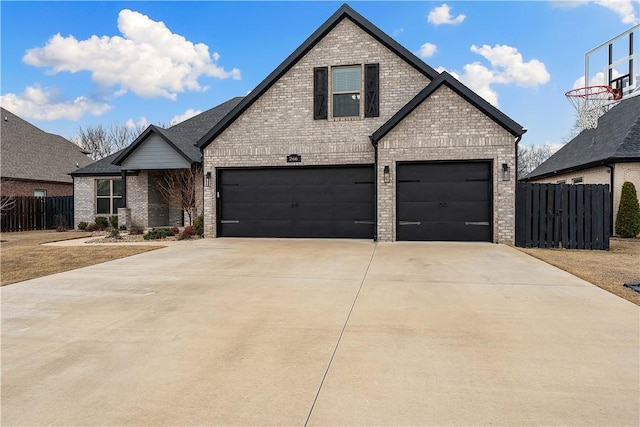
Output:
top-left (202, 18), bottom-right (518, 243)
top-left (377, 85), bottom-right (516, 243)
top-left (1, 180), bottom-right (73, 197)
top-left (203, 19), bottom-right (431, 237)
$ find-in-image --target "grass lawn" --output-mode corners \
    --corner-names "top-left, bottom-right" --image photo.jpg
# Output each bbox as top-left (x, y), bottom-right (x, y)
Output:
top-left (519, 238), bottom-right (640, 306)
top-left (1, 230), bottom-right (163, 286)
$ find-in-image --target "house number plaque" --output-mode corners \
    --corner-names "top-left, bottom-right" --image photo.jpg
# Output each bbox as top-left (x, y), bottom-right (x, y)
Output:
top-left (287, 154), bottom-right (302, 163)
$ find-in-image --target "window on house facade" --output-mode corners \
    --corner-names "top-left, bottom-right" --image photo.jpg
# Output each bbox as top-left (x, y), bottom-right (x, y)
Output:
top-left (572, 177), bottom-right (584, 184)
top-left (34, 190), bottom-right (46, 198)
top-left (556, 180), bottom-right (566, 184)
top-left (314, 64), bottom-right (379, 120)
top-left (96, 179), bottom-right (123, 215)
top-left (332, 66), bottom-right (361, 118)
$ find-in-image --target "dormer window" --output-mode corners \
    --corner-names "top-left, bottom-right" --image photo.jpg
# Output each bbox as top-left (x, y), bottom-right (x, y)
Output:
top-left (332, 66), bottom-right (361, 118)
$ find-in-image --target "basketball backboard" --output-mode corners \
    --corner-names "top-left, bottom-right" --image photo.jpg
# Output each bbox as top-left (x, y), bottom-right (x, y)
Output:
top-left (584, 25), bottom-right (639, 98)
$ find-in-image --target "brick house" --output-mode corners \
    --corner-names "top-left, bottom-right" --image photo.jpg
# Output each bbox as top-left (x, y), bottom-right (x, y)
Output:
top-left (72, 98), bottom-right (240, 227)
top-left (1, 107), bottom-right (93, 197)
top-left (523, 95), bottom-right (640, 235)
top-left (73, 4), bottom-right (525, 243)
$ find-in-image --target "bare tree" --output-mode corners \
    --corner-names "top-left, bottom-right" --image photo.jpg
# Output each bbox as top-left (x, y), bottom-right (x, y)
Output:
top-left (73, 121), bottom-right (148, 160)
top-left (517, 143), bottom-right (557, 179)
top-left (1, 179), bottom-right (16, 215)
top-left (155, 165), bottom-right (202, 225)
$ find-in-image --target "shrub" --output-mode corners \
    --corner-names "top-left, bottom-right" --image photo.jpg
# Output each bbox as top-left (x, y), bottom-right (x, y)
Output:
top-left (193, 214), bottom-right (204, 236)
top-left (78, 221), bottom-right (88, 230)
top-left (95, 216), bottom-right (109, 230)
top-left (109, 228), bottom-right (122, 239)
top-left (178, 225), bottom-right (195, 240)
top-left (615, 181), bottom-right (640, 238)
top-left (86, 223), bottom-right (98, 232)
top-left (56, 225), bottom-right (67, 232)
top-left (143, 227), bottom-right (175, 240)
top-left (128, 224), bottom-right (144, 235)
top-left (171, 226), bottom-right (180, 234)
top-left (109, 215), bottom-right (118, 229)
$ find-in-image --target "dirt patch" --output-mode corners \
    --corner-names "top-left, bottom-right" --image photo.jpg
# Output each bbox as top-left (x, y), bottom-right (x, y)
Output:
top-left (519, 238), bottom-right (640, 305)
top-left (0, 230), bottom-right (162, 286)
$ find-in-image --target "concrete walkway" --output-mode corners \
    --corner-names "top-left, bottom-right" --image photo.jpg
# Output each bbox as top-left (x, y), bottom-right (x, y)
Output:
top-left (2, 239), bottom-right (638, 426)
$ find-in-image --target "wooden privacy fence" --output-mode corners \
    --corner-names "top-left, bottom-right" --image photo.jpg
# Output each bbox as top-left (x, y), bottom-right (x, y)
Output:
top-left (1, 196), bottom-right (74, 232)
top-left (516, 183), bottom-right (610, 250)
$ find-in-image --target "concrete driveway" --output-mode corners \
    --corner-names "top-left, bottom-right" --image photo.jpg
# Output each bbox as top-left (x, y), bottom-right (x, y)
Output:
top-left (2, 239), bottom-right (638, 426)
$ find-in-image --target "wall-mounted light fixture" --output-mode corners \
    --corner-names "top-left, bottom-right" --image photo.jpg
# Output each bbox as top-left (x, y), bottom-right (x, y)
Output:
top-left (502, 163), bottom-right (510, 181)
top-left (205, 172), bottom-right (212, 187)
top-left (383, 165), bottom-right (390, 184)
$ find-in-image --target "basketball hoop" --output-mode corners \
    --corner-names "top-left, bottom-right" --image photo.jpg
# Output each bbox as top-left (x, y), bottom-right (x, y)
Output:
top-left (565, 85), bottom-right (622, 130)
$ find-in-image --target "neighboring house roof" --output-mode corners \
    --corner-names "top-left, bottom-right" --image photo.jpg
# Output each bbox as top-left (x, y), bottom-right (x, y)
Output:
top-left (371, 72), bottom-right (526, 142)
top-left (112, 96), bottom-right (243, 167)
top-left (197, 3), bottom-right (440, 149)
top-left (1, 107), bottom-right (93, 183)
top-left (70, 150), bottom-right (125, 176)
top-left (525, 95), bottom-right (640, 180)
top-left (72, 97), bottom-right (243, 176)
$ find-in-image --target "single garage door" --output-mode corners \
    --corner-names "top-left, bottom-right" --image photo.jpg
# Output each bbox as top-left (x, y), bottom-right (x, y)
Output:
top-left (397, 161), bottom-right (492, 242)
top-left (218, 166), bottom-right (374, 238)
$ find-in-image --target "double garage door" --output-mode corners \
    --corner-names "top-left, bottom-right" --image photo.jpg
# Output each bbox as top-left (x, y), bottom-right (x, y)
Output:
top-left (218, 162), bottom-right (492, 241)
top-left (218, 166), bottom-right (375, 238)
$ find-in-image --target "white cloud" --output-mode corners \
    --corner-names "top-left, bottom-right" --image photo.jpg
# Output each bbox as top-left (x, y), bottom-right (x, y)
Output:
top-left (22, 9), bottom-right (241, 100)
top-left (595, 0), bottom-right (639, 24)
top-left (0, 85), bottom-right (110, 120)
top-left (551, 0), bottom-right (638, 24)
top-left (418, 42), bottom-right (438, 59)
top-left (170, 108), bottom-right (202, 126)
top-left (470, 44), bottom-right (550, 87)
top-left (440, 44), bottom-right (550, 106)
top-left (125, 116), bottom-right (149, 129)
top-left (427, 4), bottom-right (466, 25)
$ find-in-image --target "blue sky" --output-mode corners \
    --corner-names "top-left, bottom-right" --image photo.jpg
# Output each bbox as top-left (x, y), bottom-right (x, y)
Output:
top-left (1, 1), bottom-right (639, 148)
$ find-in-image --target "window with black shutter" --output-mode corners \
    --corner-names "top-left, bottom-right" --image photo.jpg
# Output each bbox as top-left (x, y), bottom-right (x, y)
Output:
top-left (314, 67), bottom-right (328, 120)
top-left (364, 63), bottom-right (379, 117)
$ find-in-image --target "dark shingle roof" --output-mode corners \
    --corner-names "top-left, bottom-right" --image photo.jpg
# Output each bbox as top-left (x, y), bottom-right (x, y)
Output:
top-left (1, 107), bottom-right (93, 183)
top-left (525, 95), bottom-right (640, 180)
top-left (197, 4), bottom-right (439, 149)
top-left (112, 97), bottom-right (243, 167)
top-left (168, 97), bottom-right (243, 142)
top-left (372, 72), bottom-right (526, 142)
top-left (71, 150), bottom-right (124, 176)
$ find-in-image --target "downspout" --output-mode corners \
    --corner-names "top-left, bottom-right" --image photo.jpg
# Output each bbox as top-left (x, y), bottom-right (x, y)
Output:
top-left (369, 135), bottom-right (378, 242)
top-left (514, 132), bottom-right (525, 180)
top-left (606, 164), bottom-right (614, 236)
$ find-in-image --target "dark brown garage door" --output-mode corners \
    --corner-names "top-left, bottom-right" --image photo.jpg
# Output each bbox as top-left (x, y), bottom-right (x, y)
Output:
top-left (397, 161), bottom-right (492, 241)
top-left (218, 166), bottom-right (374, 238)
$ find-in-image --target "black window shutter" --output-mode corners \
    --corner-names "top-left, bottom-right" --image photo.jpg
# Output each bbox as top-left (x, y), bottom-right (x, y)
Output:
top-left (314, 67), bottom-right (328, 120)
top-left (365, 63), bottom-right (380, 118)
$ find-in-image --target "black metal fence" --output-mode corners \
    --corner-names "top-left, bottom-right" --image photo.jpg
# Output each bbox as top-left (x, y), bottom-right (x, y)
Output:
top-left (516, 183), bottom-right (610, 250)
top-left (1, 196), bottom-right (74, 232)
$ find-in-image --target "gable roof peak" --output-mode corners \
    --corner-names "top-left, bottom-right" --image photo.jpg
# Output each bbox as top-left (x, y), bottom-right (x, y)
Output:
top-left (197, 3), bottom-right (439, 149)
top-left (372, 71), bottom-right (525, 142)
